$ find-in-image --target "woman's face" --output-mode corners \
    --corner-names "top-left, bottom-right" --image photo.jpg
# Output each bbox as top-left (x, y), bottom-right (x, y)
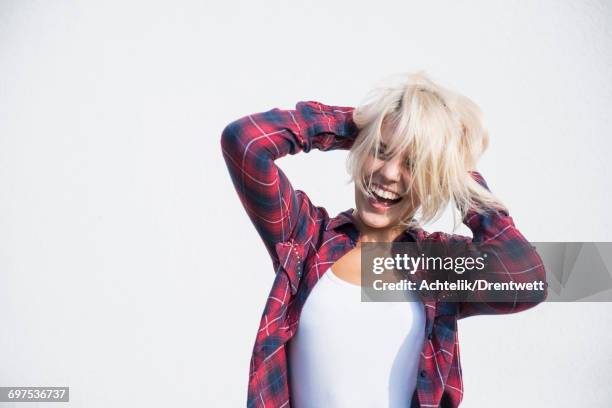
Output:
top-left (353, 128), bottom-right (419, 231)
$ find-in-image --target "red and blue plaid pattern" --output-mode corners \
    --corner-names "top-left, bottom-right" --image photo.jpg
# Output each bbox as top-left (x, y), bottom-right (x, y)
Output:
top-left (221, 101), bottom-right (547, 407)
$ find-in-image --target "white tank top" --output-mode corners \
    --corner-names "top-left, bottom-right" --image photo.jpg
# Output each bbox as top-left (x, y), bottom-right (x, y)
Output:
top-left (288, 267), bottom-right (426, 408)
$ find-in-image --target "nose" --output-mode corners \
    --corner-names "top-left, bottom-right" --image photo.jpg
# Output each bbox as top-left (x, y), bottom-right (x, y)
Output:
top-left (378, 155), bottom-right (403, 183)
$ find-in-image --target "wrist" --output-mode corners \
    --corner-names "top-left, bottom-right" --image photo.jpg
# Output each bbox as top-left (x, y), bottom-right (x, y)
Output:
top-left (468, 170), bottom-right (490, 191)
top-left (298, 101), bottom-right (357, 149)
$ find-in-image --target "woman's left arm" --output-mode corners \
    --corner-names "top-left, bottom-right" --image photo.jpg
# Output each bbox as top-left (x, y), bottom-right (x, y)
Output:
top-left (452, 171), bottom-right (548, 319)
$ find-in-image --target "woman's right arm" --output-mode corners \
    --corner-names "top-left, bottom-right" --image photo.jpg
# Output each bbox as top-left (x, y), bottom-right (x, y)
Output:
top-left (220, 101), bottom-right (358, 269)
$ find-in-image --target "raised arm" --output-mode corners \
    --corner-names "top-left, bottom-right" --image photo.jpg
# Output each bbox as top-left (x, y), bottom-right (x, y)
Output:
top-left (220, 101), bottom-right (357, 267)
top-left (448, 171), bottom-right (548, 319)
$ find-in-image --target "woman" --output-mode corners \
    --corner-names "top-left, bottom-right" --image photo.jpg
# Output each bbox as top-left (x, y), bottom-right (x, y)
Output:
top-left (220, 72), bottom-right (547, 408)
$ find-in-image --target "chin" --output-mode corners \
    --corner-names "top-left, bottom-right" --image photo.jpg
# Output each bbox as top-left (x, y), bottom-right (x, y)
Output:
top-left (358, 209), bottom-right (396, 229)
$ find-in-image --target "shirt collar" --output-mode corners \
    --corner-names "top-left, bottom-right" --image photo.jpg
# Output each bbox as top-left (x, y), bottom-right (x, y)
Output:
top-left (325, 208), bottom-right (356, 231)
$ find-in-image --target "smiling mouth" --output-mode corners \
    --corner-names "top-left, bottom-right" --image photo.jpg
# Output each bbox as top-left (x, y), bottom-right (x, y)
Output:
top-left (369, 190), bottom-right (403, 207)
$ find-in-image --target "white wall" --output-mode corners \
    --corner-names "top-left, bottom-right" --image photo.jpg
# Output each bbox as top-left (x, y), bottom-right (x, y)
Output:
top-left (1, 0), bottom-right (611, 406)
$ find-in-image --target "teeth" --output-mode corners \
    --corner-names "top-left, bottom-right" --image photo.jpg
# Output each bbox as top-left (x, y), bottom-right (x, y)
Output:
top-left (371, 186), bottom-right (400, 200)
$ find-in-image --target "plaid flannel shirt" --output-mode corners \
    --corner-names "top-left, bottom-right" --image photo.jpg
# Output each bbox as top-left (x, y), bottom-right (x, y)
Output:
top-left (220, 100), bottom-right (547, 408)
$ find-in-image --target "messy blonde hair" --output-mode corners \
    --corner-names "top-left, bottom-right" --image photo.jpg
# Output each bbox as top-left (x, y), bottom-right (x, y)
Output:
top-left (347, 71), bottom-right (508, 230)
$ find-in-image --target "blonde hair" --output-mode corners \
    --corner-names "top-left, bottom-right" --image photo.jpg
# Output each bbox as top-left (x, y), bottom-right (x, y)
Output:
top-left (347, 71), bottom-right (508, 230)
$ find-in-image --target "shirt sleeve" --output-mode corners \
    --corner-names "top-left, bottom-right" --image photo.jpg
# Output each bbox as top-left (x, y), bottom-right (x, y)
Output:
top-left (220, 101), bottom-right (358, 268)
top-left (450, 171), bottom-right (548, 319)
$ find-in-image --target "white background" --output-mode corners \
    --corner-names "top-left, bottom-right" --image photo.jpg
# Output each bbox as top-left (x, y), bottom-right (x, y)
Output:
top-left (1, 0), bottom-right (611, 407)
